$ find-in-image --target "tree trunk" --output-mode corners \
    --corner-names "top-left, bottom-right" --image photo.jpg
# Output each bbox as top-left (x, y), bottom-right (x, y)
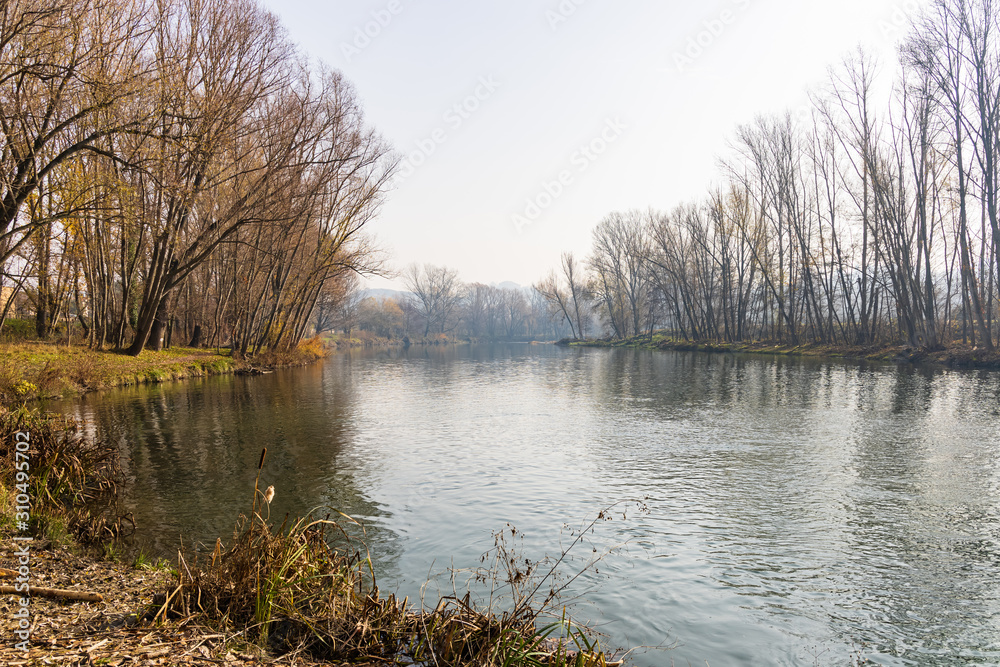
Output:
top-left (147, 301), bottom-right (169, 351)
top-left (189, 324), bottom-right (203, 348)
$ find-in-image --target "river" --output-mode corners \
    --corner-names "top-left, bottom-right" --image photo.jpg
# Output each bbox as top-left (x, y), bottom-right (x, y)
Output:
top-left (50, 344), bottom-right (1000, 666)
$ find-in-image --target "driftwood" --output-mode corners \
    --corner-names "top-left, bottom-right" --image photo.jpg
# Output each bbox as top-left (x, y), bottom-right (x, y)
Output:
top-left (0, 585), bottom-right (103, 602)
top-left (235, 366), bottom-right (273, 376)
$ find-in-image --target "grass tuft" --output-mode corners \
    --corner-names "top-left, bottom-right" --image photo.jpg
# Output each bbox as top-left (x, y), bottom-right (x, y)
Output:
top-left (0, 407), bottom-right (128, 548)
top-left (1, 413), bottom-right (631, 665)
top-left (153, 448), bottom-right (626, 666)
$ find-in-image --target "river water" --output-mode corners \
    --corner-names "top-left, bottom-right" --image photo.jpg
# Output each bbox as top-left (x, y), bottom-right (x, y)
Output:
top-left (51, 344), bottom-right (1000, 665)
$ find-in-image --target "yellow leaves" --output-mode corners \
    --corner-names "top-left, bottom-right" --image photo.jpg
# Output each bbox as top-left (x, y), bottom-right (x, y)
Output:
top-left (12, 379), bottom-right (38, 396)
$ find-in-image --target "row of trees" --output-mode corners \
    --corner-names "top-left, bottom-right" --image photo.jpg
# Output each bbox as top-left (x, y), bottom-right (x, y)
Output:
top-left (539, 0), bottom-right (1000, 349)
top-left (328, 264), bottom-right (575, 342)
top-left (0, 0), bottom-right (393, 355)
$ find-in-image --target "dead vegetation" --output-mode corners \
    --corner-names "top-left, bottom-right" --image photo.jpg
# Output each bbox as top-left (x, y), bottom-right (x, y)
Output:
top-left (0, 407), bottom-right (131, 548)
top-left (156, 450), bottom-right (627, 666)
top-left (1, 418), bottom-right (629, 666)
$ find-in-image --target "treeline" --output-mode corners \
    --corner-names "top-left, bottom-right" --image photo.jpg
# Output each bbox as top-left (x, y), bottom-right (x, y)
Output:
top-left (330, 265), bottom-right (573, 343)
top-left (0, 0), bottom-right (393, 356)
top-left (539, 0), bottom-right (1000, 350)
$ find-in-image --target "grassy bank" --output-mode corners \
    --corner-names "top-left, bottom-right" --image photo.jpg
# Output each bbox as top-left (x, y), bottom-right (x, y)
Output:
top-left (562, 334), bottom-right (1000, 370)
top-left (0, 336), bottom-right (331, 403)
top-left (0, 409), bottom-right (624, 666)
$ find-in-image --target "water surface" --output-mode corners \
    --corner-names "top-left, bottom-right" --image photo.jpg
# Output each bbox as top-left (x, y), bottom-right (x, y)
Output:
top-left (53, 345), bottom-right (1000, 665)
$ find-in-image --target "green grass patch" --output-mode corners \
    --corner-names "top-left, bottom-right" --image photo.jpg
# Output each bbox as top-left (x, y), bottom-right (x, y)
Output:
top-left (133, 550), bottom-right (171, 571)
top-left (0, 343), bottom-right (238, 401)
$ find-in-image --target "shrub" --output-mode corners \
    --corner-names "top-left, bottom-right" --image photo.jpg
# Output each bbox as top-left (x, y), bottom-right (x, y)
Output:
top-left (296, 335), bottom-right (328, 361)
top-left (0, 408), bottom-right (128, 547)
top-left (0, 318), bottom-right (36, 341)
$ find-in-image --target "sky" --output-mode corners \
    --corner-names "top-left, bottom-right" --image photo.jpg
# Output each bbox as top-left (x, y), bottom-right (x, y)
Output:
top-left (260, 0), bottom-right (929, 291)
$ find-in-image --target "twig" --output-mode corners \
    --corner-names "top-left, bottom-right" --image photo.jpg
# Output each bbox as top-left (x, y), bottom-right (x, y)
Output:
top-left (0, 585), bottom-right (102, 602)
top-left (85, 638), bottom-right (110, 653)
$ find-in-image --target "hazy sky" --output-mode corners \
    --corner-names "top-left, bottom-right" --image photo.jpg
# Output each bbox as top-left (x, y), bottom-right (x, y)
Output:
top-left (260, 0), bottom-right (928, 291)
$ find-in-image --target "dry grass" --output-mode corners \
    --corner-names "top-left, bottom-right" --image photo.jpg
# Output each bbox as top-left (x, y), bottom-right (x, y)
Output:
top-left (243, 336), bottom-right (330, 369)
top-left (0, 407), bottom-right (129, 548)
top-left (0, 413), bottom-right (628, 666)
top-left (160, 516), bottom-right (622, 666)
top-left (155, 450), bottom-right (625, 666)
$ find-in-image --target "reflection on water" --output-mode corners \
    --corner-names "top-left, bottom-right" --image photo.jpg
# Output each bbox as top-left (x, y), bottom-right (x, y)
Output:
top-left (49, 345), bottom-right (1000, 666)
top-left (50, 360), bottom-right (399, 568)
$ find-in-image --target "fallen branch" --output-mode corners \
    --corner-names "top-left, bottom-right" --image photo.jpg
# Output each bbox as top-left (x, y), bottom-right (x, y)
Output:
top-left (0, 585), bottom-right (103, 602)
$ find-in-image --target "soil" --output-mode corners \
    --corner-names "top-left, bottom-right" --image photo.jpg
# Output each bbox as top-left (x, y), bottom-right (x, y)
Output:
top-left (0, 544), bottom-right (353, 666)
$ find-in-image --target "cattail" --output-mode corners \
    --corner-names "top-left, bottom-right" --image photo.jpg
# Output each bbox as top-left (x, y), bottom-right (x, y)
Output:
top-left (211, 538), bottom-right (222, 568)
top-left (263, 485), bottom-right (275, 504)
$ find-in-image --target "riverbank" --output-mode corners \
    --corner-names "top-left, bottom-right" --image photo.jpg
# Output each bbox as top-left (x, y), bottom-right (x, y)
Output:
top-left (0, 337), bottom-right (331, 403)
top-left (562, 335), bottom-right (1000, 370)
top-left (0, 538), bottom-right (395, 667)
top-left (0, 408), bottom-right (620, 666)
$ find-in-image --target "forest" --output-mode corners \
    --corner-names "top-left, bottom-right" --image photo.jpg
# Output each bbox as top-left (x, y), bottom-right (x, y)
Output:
top-left (538, 0), bottom-right (1000, 350)
top-left (0, 0), bottom-right (394, 356)
top-left (6, 0), bottom-right (1000, 353)
top-left (333, 265), bottom-right (571, 344)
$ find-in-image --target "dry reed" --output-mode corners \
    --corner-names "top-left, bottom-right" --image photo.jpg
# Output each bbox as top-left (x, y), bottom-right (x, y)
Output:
top-left (155, 448), bottom-right (626, 666)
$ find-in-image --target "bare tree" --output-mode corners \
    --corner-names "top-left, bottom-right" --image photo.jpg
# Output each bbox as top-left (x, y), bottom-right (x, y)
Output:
top-left (589, 210), bottom-right (651, 339)
top-left (534, 254), bottom-right (591, 340)
top-left (404, 264), bottom-right (462, 336)
top-left (0, 0), bottom-right (152, 264)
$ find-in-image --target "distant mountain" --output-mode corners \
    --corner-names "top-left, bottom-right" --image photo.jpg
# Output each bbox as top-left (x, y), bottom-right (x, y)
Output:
top-left (496, 281), bottom-right (524, 291)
